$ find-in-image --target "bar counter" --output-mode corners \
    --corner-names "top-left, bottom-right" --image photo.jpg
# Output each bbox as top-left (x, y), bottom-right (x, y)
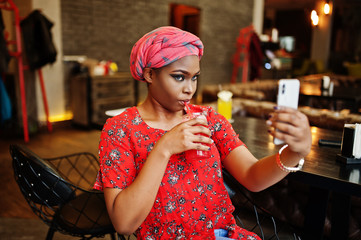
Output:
top-left (231, 116), bottom-right (361, 239)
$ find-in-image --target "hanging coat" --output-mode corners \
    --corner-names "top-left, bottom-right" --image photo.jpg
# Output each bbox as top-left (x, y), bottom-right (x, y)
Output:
top-left (20, 10), bottom-right (57, 70)
top-left (249, 32), bottom-right (264, 81)
top-left (0, 10), bottom-right (11, 73)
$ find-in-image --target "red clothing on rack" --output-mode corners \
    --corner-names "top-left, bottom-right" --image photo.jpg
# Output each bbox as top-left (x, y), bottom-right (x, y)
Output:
top-left (0, 10), bottom-right (11, 73)
top-left (231, 26), bottom-right (264, 83)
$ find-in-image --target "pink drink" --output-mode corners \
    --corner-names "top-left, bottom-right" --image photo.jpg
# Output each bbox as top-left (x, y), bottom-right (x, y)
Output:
top-left (184, 106), bottom-right (211, 160)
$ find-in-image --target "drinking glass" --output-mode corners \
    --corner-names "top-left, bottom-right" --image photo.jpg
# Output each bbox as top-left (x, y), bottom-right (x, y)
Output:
top-left (183, 108), bottom-right (211, 160)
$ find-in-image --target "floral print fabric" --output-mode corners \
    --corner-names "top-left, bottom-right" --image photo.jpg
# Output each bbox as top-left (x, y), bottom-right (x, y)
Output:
top-left (94, 105), bottom-right (260, 240)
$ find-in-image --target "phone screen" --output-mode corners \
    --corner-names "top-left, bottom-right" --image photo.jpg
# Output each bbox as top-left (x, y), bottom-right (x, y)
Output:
top-left (277, 79), bottom-right (300, 109)
top-left (274, 79), bottom-right (300, 145)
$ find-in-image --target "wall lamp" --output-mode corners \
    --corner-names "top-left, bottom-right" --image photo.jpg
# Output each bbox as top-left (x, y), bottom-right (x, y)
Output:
top-left (324, 0), bottom-right (330, 15)
top-left (311, 10), bottom-right (319, 26)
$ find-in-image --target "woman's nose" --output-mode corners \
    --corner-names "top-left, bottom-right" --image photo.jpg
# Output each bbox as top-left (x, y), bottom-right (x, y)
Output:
top-left (183, 80), bottom-right (195, 94)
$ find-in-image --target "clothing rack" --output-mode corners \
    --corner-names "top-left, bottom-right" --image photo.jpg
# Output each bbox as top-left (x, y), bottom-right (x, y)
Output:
top-left (0, 0), bottom-right (52, 142)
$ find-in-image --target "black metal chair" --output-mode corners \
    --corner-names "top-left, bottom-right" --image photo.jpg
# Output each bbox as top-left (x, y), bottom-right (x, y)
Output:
top-left (10, 144), bottom-right (126, 240)
top-left (222, 169), bottom-right (303, 240)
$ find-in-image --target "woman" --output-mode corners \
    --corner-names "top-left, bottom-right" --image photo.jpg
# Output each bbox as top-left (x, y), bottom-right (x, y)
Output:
top-left (94, 26), bottom-right (312, 239)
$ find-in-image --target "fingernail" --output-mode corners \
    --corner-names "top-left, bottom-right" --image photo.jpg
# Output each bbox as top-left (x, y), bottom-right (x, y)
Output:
top-left (274, 106), bottom-right (280, 110)
top-left (266, 120), bottom-right (272, 126)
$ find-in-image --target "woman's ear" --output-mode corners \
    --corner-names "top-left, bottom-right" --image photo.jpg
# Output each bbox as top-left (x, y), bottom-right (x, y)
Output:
top-left (143, 68), bottom-right (153, 84)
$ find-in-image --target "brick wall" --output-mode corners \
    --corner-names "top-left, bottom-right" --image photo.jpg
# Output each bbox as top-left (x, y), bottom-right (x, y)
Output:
top-left (61, 0), bottom-right (253, 97)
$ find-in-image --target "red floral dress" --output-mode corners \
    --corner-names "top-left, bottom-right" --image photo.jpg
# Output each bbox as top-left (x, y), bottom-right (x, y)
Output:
top-left (94, 105), bottom-right (260, 240)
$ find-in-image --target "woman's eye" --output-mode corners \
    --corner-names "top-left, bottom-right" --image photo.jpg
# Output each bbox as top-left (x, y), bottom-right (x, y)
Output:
top-left (171, 74), bottom-right (185, 81)
top-left (192, 75), bottom-right (199, 81)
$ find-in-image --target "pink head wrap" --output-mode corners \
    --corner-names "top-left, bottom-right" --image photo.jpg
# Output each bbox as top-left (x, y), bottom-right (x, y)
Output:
top-left (129, 26), bottom-right (204, 81)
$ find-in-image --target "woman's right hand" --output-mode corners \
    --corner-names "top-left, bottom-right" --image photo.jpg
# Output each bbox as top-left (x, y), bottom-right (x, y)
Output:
top-left (157, 115), bottom-right (212, 157)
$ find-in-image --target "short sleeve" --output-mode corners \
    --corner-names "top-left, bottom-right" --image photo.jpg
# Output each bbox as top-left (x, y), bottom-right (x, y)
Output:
top-left (93, 114), bottom-right (137, 191)
top-left (206, 106), bottom-right (245, 161)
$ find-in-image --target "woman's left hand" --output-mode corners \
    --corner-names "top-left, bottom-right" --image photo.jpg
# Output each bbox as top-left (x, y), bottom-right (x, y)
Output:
top-left (267, 106), bottom-right (312, 158)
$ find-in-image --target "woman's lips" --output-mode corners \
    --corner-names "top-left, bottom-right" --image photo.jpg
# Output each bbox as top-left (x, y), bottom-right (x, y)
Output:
top-left (180, 100), bottom-right (190, 106)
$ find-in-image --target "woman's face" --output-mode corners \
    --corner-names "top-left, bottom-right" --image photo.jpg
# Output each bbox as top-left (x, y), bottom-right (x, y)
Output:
top-left (147, 55), bottom-right (200, 112)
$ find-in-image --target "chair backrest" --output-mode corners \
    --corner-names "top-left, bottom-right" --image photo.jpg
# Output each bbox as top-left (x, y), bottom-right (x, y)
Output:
top-left (10, 144), bottom-right (75, 207)
top-left (222, 169), bottom-right (301, 240)
top-left (10, 144), bottom-right (118, 239)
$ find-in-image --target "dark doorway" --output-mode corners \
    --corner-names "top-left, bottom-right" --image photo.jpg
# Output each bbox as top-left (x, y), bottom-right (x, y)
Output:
top-left (275, 9), bottom-right (312, 58)
top-left (170, 4), bottom-right (200, 37)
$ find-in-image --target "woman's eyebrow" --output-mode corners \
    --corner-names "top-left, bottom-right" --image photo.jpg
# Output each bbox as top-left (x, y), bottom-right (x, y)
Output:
top-left (171, 69), bottom-right (201, 75)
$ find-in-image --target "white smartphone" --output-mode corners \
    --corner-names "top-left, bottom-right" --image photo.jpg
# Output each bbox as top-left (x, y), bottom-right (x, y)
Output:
top-left (274, 79), bottom-right (300, 145)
